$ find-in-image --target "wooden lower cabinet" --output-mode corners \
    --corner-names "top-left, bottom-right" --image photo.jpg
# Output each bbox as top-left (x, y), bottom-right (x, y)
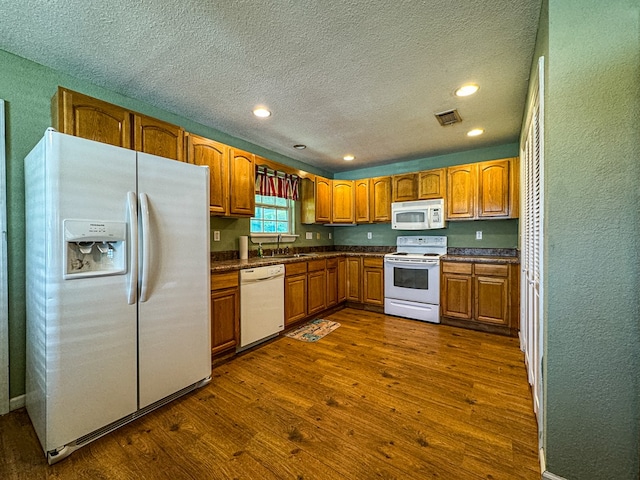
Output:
top-left (441, 260), bottom-right (518, 336)
top-left (307, 259), bottom-right (327, 315)
top-left (210, 272), bottom-right (239, 355)
top-left (326, 258), bottom-right (339, 308)
top-left (337, 258), bottom-right (347, 303)
top-left (362, 257), bottom-right (384, 306)
top-left (285, 262), bottom-right (308, 326)
top-left (346, 257), bottom-right (362, 302)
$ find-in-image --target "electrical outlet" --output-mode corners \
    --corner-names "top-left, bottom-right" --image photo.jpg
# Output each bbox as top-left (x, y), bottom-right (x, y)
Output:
top-left (305, 232), bottom-right (313, 240)
top-left (476, 231), bottom-right (482, 240)
top-left (367, 232), bottom-right (372, 240)
top-left (316, 232), bottom-right (320, 239)
top-left (213, 231), bottom-right (220, 241)
top-left (328, 233), bottom-right (332, 240)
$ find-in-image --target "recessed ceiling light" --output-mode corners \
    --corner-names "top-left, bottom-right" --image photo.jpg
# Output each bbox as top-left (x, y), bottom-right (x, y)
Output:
top-left (343, 155), bottom-right (355, 161)
top-left (293, 144), bottom-right (307, 150)
top-left (455, 84), bottom-right (479, 97)
top-left (252, 107), bottom-right (271, 118)
top-left (467, 128), bottom-right (484, 137)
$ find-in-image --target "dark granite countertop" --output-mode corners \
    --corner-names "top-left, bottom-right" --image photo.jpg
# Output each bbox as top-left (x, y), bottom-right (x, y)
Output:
top-left (443, 248), bottom-right (519, 264)
top-left (210, 251), bottom-right (386, 273)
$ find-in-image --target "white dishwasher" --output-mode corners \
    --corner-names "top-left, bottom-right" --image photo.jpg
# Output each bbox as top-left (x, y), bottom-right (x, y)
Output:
top-left (239, 264), bottom-right (285, 350)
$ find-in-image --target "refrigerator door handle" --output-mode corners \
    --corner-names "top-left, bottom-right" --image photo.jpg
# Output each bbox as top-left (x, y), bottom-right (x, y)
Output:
top-left (127, 192), bottom-right (138, 305)
top-left (139, 192), bottom-right (151, 303)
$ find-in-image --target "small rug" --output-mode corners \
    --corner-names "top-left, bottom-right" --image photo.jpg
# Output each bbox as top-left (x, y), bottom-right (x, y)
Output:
top-left (285, 319), bottom-right (341, 342)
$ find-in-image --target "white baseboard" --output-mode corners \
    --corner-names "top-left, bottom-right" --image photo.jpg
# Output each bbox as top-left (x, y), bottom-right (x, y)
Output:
top-left (9, 394), bottom-right (25, 411)
top-left (542, 472), bottom-right (567, 480)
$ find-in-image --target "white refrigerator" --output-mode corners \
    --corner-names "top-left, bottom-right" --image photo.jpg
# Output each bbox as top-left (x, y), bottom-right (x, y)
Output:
top-left (24, 130), bottom-right (211, 464)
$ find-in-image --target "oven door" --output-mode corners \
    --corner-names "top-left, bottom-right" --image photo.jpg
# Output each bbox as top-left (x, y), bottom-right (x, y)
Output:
top-left (384, 258), bottom-right (440, 305)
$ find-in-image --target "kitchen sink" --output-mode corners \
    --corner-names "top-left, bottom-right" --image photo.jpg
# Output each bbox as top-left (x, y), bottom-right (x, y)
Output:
top-left (271, 253), bottom-right (317, 259)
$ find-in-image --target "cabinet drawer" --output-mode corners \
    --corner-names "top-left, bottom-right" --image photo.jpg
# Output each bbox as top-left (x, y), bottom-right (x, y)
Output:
top-left (442, 262), bottom-right (472, 275)
top-left (474, 263), bottom-right (509, 277)
top-left (363, 257), bottom-right (384, 268)
top-left (326, 257), bottom-right (339, 268)
top-left (286, 262), bottom-right (308, 276)
top-left (211, 271), bottom-right (239, 290)
top-left (307, 259), bottom-right (326, 272)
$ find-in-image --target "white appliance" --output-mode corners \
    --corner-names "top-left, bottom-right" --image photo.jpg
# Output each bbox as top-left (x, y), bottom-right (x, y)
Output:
top-left (24, 130), bottom-right (211, 464)
top-left (391, 199), bottom-right (445, 230)
top-left (239, 264), bottom-right (285, 349)
top-left (384, 235), bottom-right (447, 323)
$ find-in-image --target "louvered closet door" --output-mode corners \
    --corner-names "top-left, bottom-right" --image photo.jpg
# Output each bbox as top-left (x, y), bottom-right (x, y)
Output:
top-left (520, 57), bottom-right (544, 444)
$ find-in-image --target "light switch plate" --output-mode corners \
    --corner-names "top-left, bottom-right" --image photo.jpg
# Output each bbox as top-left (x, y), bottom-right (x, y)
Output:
top-left (213, 231), bottom-right (220, 241)
top-left (476, 231), bottom-right (482, 240)
top-left (305, 232), bottom-right (313, 240)
top-left (367, 232), bottom-right (372, 240)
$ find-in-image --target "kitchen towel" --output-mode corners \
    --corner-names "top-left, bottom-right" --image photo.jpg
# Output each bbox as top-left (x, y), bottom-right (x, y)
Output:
top-left (239, 236), bottom-right (248, 260)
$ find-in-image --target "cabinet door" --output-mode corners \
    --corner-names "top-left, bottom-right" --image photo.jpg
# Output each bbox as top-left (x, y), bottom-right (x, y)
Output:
top-left (307, 270), bottom-right (327, 315)
top-left (53, 87), bottom-right (132, 149)
top-left (332, 180), bottom-right (355, 223)
top-left (326, 260), bottom-right (338, 308)
top-left (355, 179), bottom-right (370, 223)
top-left (186, 134), bottom-right (229, 215)
top-left (418, 168), bottom-right (446, 200)
top-left (392, 173), bottom-right (417, 202)
top-left (337, 257), bottom-right (347, 303)
top-left (362, 258), bottom-right (384, 306)
top-left (346, 257), bottom-right (362, 302)
top-left (447, 164), bottom-right (477, 219)
top-left (229, 149), bottom-right (256, 217)
top-left (478, 159), bottom-right (510, 217)
top-left (475, 275), bottom-right (509, 326)
top-left (285, 274), bottom-right (307, 326)
top-left (369, 176), bottom-right (391, 222)
top-left (315, 177), bottom-right (332, 223)
top-left (441, 272), bottom-right (473, 319)
top-left (134, 114), bottom-right (185, 161)
top-left (210, 287), bottom-right (239, 355)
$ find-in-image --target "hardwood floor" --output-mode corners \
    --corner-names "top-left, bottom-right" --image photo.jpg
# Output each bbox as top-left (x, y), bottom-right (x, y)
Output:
top-left (0, 308), bottom-right (540, 479)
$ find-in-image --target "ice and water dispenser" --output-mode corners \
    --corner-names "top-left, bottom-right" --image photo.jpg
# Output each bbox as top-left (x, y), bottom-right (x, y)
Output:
top-left (64, 220), bottom-right (127, 279)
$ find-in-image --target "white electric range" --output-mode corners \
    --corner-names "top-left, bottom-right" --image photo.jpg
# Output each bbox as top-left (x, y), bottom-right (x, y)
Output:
top-left (384, 236), bottom-right (447, 323)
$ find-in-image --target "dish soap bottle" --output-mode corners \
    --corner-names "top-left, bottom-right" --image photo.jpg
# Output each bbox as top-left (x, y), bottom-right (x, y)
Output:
top-left (257, 243), bottom-right (263, 258)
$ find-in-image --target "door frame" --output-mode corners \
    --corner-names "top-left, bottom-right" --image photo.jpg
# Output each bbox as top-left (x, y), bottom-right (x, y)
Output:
top-left (0, 99), bottom-right (9, 414)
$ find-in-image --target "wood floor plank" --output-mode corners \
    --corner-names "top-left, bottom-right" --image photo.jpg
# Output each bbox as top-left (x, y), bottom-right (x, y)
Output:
top-left (0, 308), bottom-right (540, 479)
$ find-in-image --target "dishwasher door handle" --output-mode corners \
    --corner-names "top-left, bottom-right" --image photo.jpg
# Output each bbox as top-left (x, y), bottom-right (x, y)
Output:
top-left (244, 274), bottom-right (284, 283)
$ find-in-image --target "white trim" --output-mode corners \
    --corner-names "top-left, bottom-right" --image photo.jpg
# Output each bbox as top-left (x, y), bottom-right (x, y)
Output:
top-left (0, 99), bottom-right (9, 415)
top-left (9, 394), bottom-right (25, 411)
top-left (542, 472), bottom-right (568, 480)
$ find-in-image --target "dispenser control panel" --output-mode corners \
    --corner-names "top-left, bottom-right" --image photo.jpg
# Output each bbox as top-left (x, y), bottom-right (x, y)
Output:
top-left (63, 219), bottom-right (127, 279)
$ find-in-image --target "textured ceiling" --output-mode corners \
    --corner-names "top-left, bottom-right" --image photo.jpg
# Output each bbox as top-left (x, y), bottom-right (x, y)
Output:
top-left (0, 0), bottom-right (541, 173)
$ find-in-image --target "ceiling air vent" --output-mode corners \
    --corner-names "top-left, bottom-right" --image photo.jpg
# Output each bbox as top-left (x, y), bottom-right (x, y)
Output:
top-left (434, 109), bottom-right (462, 126)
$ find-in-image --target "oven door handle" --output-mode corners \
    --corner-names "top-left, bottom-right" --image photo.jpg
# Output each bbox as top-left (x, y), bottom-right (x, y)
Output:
top-left (385, 259), bottom-right (439, 266)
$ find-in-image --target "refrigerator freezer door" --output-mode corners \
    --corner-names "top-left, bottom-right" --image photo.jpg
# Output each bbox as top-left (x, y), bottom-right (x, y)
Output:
top-left (26, 132), bottom-right (138, 452)
top-left (136, 153), bottom-right (211, 408)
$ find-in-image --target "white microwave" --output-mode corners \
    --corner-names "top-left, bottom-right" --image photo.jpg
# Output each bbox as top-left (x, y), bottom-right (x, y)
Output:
top-left (391, 199), bottom-right (446, 230)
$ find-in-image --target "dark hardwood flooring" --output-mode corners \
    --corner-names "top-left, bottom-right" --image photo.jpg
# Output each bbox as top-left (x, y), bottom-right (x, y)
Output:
top-left (0, 308), bottom-right (540, 479)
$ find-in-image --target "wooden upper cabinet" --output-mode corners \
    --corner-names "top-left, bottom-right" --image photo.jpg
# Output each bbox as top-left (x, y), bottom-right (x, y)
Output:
top-left (354, 179), bottom-right (370, 223)
top-left (52, 87), bottom-right (131, 149)
top-left (447, 164), bottom-right (477, 219)
top-left (447, 158), bottom-right (519, 220)
top-left (134, 114), bottom-right (184, 161)
top-left (478, 159), bottom-right (510, 217)
top-left (418, 168), bottom-right (446, 200)
top-left (369, 176), bottom-right (392, 222)
top-left (52, 87), bottom-right (185, 161)
top-left (392, 173), bottom-right (417, 202)
top-left (332, 180), bottom-right (355, 223)
top-left (315, 177), bottom-right (332, 223)
top-left (186, 134), bottom-right (229, 215)
top-left (229, 149), bottom-right (256, 217)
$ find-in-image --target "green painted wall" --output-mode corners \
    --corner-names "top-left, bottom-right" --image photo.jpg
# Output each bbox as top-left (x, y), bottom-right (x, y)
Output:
top-left (0, 49), bottom-right (332, 398)
top-left (542, 1), bottom-right (640, 478)
top-left (333, 219), bottom-right (518, 248)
